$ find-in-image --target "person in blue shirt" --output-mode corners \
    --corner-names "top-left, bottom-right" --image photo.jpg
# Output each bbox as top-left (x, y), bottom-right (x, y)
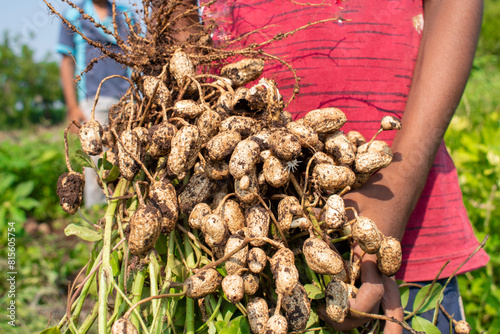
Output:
top-left (57, 0), bottom-right (133, 207)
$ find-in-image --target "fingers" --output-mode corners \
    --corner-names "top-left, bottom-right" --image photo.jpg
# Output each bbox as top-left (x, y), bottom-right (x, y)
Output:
top-left (350, 254), bottom-right (384, 314)
top-left (318, 255), bottom-right (386, 331)
top-left (381, 276), bottom-right (404, 334)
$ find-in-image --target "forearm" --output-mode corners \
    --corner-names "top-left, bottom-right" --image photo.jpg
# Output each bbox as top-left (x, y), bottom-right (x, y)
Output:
top-left (60, 55), bottom-right (79, 110)
top-left (344, 0), bottom-right (483, 239)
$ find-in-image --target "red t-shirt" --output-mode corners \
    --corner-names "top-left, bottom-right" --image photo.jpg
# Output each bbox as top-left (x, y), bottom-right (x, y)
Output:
top-left (201, 0), bottom-right (489, 282)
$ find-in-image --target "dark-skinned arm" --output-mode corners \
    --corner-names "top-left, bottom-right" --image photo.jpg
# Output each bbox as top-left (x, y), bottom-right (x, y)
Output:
top-left (319, 0), bottom-right (484, 331)
top-left (60, 54), bottom-right (86, 131)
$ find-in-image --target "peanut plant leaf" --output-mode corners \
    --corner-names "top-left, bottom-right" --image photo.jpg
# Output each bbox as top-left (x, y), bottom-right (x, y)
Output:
top-left (208, 321), bottom-right (217, 334)
top-left (305, 308), bottom-right (319, 329)
top-left (222, 303), bottom-right (237, 323)
top-left (110, 251), bottom-right (120, 276)
top-left (17, 198), bottom-right (40, 210)
top-left (75, 149), bottom-right (93, 168)
top-left (400, 285), bottom-right (410, 309)
top-left (304, 284), bottom-right (325, 299)
top-left (0, 173), bottom-right (16, 192)
top-left (413, 283), bottom-right (443, 314)
top-left (13, 180), bottom-right (34, 200)
top-left (64, 223), bottom-right (103, 242)
top-left (103, 165), bottom-right (120, 182)
top-left (98, 153), bottom-right (113, 170)
top-left (215, 321), bottom-right (227, 332)
top-left (219, 316), bottom-right (250, 334)
top-left (411, 315), bottom-right (441, 334)
top-left (167, 255), bottom-right (184, 277)
top-left (155, 234), bottom-right (168, 255)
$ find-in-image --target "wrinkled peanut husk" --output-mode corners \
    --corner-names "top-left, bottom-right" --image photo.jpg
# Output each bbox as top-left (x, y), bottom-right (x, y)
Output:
top-left (282, 282), bottom-right (311, 332)
top-left (303, 237), bottom-right (344, 275)
top-left (185, 268), bottom-right (222, 300)
top-left (56, 171), bottom-right (85, 215)
top-left (111, 318), bottom-right (138, 334)
top-left (128, 205), bottom-right (162, 256)
top-left (247, 297), bottom-right (269, 334)
top-left (325, 280), bottom-right (349, 323)
top-left (79, 119), bottom-right (103, 156)
top-left (376, 236), bottom-right (402, 276)
top-left (222, 274), bottom-right (245, 304)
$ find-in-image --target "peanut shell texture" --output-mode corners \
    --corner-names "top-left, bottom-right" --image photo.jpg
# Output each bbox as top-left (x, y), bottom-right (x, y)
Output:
top-left (265, 314), bottom-right (288, 334)
top-left (184, 268), bottom-right (222, 299)
top-left (56, 171), bottom-right (85, 215)
top-left (303, 237), bottom-right (344, 275)
top-left (282, 282), bottom-right (311, 332)
top-left (352, 216), bottom-right (382, 254)
top-left (111, 318), bottom-right (138, 334)
top-left (221, 58), bottom-right (265, 87)
top-left (303, 107), bottom-right (347, 134)
top-left (247, 297), bottom-right (269, 334)
top-left (247, 247), bottom-right (267, 274)
top-left (222, 274), bottom-right (245, 304)
top-left (79, 119), bottom-right (103, 156)
top-left (325, 280), bottom-right (349, 323)
top-left (377, 236), bottom-right (402, 276)
top-left (128, 205), bottom-right (162, 256)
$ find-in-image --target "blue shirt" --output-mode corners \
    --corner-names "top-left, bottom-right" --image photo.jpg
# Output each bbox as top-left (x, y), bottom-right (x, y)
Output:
top-left (57, 0), bottom-right (133, 101)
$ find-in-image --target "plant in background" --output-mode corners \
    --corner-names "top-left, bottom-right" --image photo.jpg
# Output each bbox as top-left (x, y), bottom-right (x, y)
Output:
top-left (0, 32), bottom-right (64, 129)
top-left (445, 56), bottom-right (500, 333)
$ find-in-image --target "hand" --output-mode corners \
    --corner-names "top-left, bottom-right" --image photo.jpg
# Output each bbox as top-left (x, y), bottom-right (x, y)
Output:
top-left (67, 105), bottom-right (86, 134)
top-left (317, 246), bottom-right (404, 333)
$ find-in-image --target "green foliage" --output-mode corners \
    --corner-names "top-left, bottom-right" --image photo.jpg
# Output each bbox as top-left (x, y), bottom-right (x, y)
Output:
top-left (0, 32), bottom-right (64, 129)
top-left (411, 316), bottom-right (441, 334)
top-left (445, 54), bottom-right (500, 332)
top-left (217, 316), bottom-right (251, 334)
top-left (0, 223), bottom-right (91, 333)
top-left (476, 0), bottom-right (500, 67)
top-left (444, 3), bottom-right (500, 330)
top-left (0, 128), bottom-right (92, 333)
top-left (413, 283), bottom-right (443, 315)
top-left (0, 129), bottom-right (71, 226)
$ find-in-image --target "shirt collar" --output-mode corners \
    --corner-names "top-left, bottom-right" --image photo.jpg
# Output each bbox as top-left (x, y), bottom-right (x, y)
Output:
top-left (83, 0), bottom-right (113, 26)
top-left (83, 0), bottom-right (117, 44)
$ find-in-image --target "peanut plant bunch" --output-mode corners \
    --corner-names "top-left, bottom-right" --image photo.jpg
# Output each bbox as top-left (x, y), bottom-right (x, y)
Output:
top-left (46, 1), bottom-right (472, 333)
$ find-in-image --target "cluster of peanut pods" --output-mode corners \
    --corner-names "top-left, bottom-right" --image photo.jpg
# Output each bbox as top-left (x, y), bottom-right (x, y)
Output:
top-left (57, 51), bottom-right (403, 333)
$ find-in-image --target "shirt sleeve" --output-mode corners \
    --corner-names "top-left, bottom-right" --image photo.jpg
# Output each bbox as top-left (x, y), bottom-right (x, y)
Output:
top-left (56, 8), bottom-right (79, 56)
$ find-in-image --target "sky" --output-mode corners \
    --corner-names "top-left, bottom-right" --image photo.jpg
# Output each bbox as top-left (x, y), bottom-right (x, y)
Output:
top-left (1, 0), bottom-right (132, 62)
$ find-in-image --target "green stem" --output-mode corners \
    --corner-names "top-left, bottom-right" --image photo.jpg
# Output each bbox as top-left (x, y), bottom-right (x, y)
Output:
top-left (69, 318), bottom-right (79, 334)
top-left (130, 267), bottom-right (147, 330)
top-left (67, 264), bottom-right (98, 328)
top-left (306, 208), bottom-right (324, 238)
top-left (184, 232), bottom-right (196, 334)
top-left (149, 253), bottom-right (160, 322)
top-left (57, 246), bottom-right (102, 330)
top-left (329, 235), bottom-right (351, 243)
top-left (207, 295), bottom-right (224, 322)
top-left (78, 301), bottom-right (99, 333)
top-left (98, 178), bottom-right (127, 334)
top-left (163, 231), bottom-right (178, 334)
top-left (196, 296), bottom-right (223, 333)
top-left (108, 251), bottom-right (126, 327)
top-left (60, 237), bottom-right (123, 331)
top-left (110, 279), bottom-right (149, 333)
